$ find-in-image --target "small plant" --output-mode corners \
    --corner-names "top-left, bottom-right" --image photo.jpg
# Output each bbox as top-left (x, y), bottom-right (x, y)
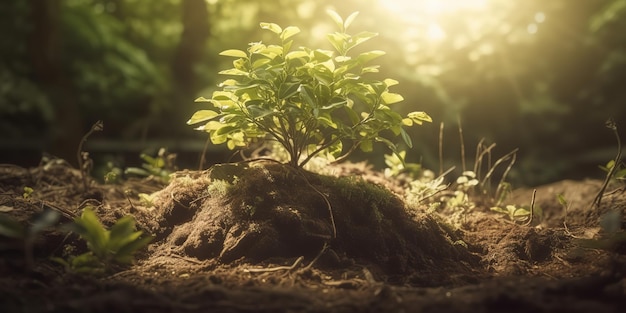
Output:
top-left (22, 186), bottom-right (34, 199)
top-left (56, 207), bottom-right (153, 273)
top-left (404, 170), bottom-right (448, 205)
top-left (592, 118), bottom-right (622, 208)
top-left (599, 159), bottom-right (626, 182)
top-left (125, 148), bottom-right (176, 183)
top-left (384, 150), bottom-right (422, 179)
top-left (188, 11), bottom-right (431, 168)
top-left (77, 120), bottom-right (104, 192)
top-left (490, 205), bottom-right (532, 223)
top-left (103, 161), bottom-right (123, 184)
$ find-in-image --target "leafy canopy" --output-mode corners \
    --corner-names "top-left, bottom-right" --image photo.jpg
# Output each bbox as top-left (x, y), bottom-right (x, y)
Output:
top-left (188, 10), bottom-right (431, 167)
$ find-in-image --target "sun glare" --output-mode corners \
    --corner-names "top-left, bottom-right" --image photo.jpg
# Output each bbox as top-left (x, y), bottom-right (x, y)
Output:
top-left (379, 0), bottom-right (490, 41)
top-left (380, 0), bottom-right (489, 17)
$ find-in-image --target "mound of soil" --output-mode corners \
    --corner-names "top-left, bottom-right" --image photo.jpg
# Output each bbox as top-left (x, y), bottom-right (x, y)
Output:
top-left (141, 162), bottom-right (477, 284)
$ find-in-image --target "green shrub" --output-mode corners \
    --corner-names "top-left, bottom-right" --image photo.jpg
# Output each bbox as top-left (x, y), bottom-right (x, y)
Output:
top-left (188, 11), bottom-right (430, 167)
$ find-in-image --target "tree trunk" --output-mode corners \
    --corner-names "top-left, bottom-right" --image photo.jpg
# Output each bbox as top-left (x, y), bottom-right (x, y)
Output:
top-left (172, 0), bottom-right (210, 96)
top-left (29, 0), bottom-right (83, 165)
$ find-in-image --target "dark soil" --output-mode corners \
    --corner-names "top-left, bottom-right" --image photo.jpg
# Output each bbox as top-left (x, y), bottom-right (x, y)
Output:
top-left (0, 158), bottom-right (625, 313)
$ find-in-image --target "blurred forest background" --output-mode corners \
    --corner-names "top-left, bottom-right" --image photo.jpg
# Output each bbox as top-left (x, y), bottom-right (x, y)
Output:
top-left (1, 0), bottom-right (625, 187)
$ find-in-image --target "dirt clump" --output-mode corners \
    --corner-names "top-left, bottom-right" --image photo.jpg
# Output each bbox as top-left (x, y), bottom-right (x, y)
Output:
top-left (143, 161), bottom-right (478, 284)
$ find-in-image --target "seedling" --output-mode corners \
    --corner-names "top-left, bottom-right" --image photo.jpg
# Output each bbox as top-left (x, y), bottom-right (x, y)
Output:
top-left (77, 120), bottom-right (103, 192)
top-left (384, 150), bottom-right (422, 179)
top-left (592, 118), bottom-right (622, 209)
top-left (56, 207), bottom-right (153, 273)
top-left (490, 205), bottom-right (532, 223)
top-left (124, 148), bottom-right (176, 183)
top-left (599, 160), bottom-right (626, 183)
top-left (188, 11), bottom-right (431, 168)
top-left (22, 186), bottom-right (34, 199)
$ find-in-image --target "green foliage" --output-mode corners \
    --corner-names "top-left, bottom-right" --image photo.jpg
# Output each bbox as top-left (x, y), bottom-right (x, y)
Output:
top-left (384, 150), bottom-right (422, 178)
top-left (490, 205), bottom-right (532, 223)
top-left (599, 159), bottom-right (626, 183)
top-left (124, 148), bottom-right (176, 183)
top-left (22, 186), bottom-right (34, 199)
top-left (57, 207), bottom-right (153, 273)
top-left (62, 0), bottom-right (165, 111)
top-left (188, 11), bottom-right (431, 167)
top-left (404, 170), bottom-right (448, 205)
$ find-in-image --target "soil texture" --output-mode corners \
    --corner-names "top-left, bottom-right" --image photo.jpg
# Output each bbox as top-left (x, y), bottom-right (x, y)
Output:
top-left (0, 158), bottom-right (625, 313)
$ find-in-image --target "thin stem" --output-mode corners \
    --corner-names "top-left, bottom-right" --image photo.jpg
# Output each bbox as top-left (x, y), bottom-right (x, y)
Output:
top-left (439, 122), bottom-right (444, 176)
top-left (479, 148), bottom-right (519, 192)
top-left (76, 120), bottom-right (103, 193)
top-left (458, 116), bottom-right (466, 173)
top-left (592, 118), bottom-right (622, 209)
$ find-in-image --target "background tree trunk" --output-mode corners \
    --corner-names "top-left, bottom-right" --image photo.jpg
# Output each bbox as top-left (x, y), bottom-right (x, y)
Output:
top-left (172, 0), bottom-right (210, 97)
top-left (29, 0), bottom-right (83, 165)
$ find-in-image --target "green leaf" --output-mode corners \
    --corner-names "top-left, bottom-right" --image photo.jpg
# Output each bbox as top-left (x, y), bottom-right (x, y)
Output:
top-left (285, 50), bottom-right (310, 61)
top-left (356, 50), bottom-right (386, 64)
top-left (374, 137), bottom-right (397, 152)
top-left (298, 85), bottom-right (316, 107)
top-left (195, 96), bottom-right (212, 102)
top-left (344, 12), bottom-right (359, 30)
top-left (214, 125), bottom-right (239, 137)
top-left (313, 49), bottom-right (334, 62)
top-left (114, 234), bottom-right (154, 264)
top-left (326, 9), bottom-right (344, 30)
top-left (361, 66), bottom-right (379, 74)
top-left (219, 68), bottom-right (249, 76)
top-left (490, 206), bottom-right (509, 214)
top-left (400, 128), bottom-right (413, 148)
top-left (280, 26), bottom-right (301, 41)
top-left (260, 22), bottom-right (282, 34)
top-left (278, 82), bottom-right (300, 99)
top-left (219, 49), bottom-right (248, 58)
top-left (328, 140), bottom-right (343, 157)
top-left (199, 120), bottom-right (224, 132)
top-left (407, 111), bottom-right (432, 124)
top-left (74, 208), bottom-right (108, 257)
top-left (384, 78), bottom-right (399, 87)
top-left (349, 32), bottom-right (378, 50)
top-left (327, 33), bottom-right (348, 54)
top-left (359, 140), bottom-right (373, 152)
top-left (381, 92), bottom-right (404, 105)
top-left (187, 110), bottom-right (218, 125)
top-left (108, 216), bottom-right (136, 249)
top-left (322, 100), bottom-right (347, 110)
top-left (248, 105), bottom-right (275, 119)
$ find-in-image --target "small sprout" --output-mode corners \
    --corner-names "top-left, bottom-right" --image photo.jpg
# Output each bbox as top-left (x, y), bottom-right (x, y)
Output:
top-left (138, 193), bottom-right (155, 207)
top-left (58, 207), bottom-right (153, 273)
top-left (124, 148), bottom-right (176, 183)
top-left (22, 186), bottom-right (34, 199)
top-left (490, 205), bottom-right (531, 222)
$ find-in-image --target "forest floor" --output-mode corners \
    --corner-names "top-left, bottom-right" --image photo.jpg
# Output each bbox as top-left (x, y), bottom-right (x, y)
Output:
top-left (0, 157), bottom-right (625, 313)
